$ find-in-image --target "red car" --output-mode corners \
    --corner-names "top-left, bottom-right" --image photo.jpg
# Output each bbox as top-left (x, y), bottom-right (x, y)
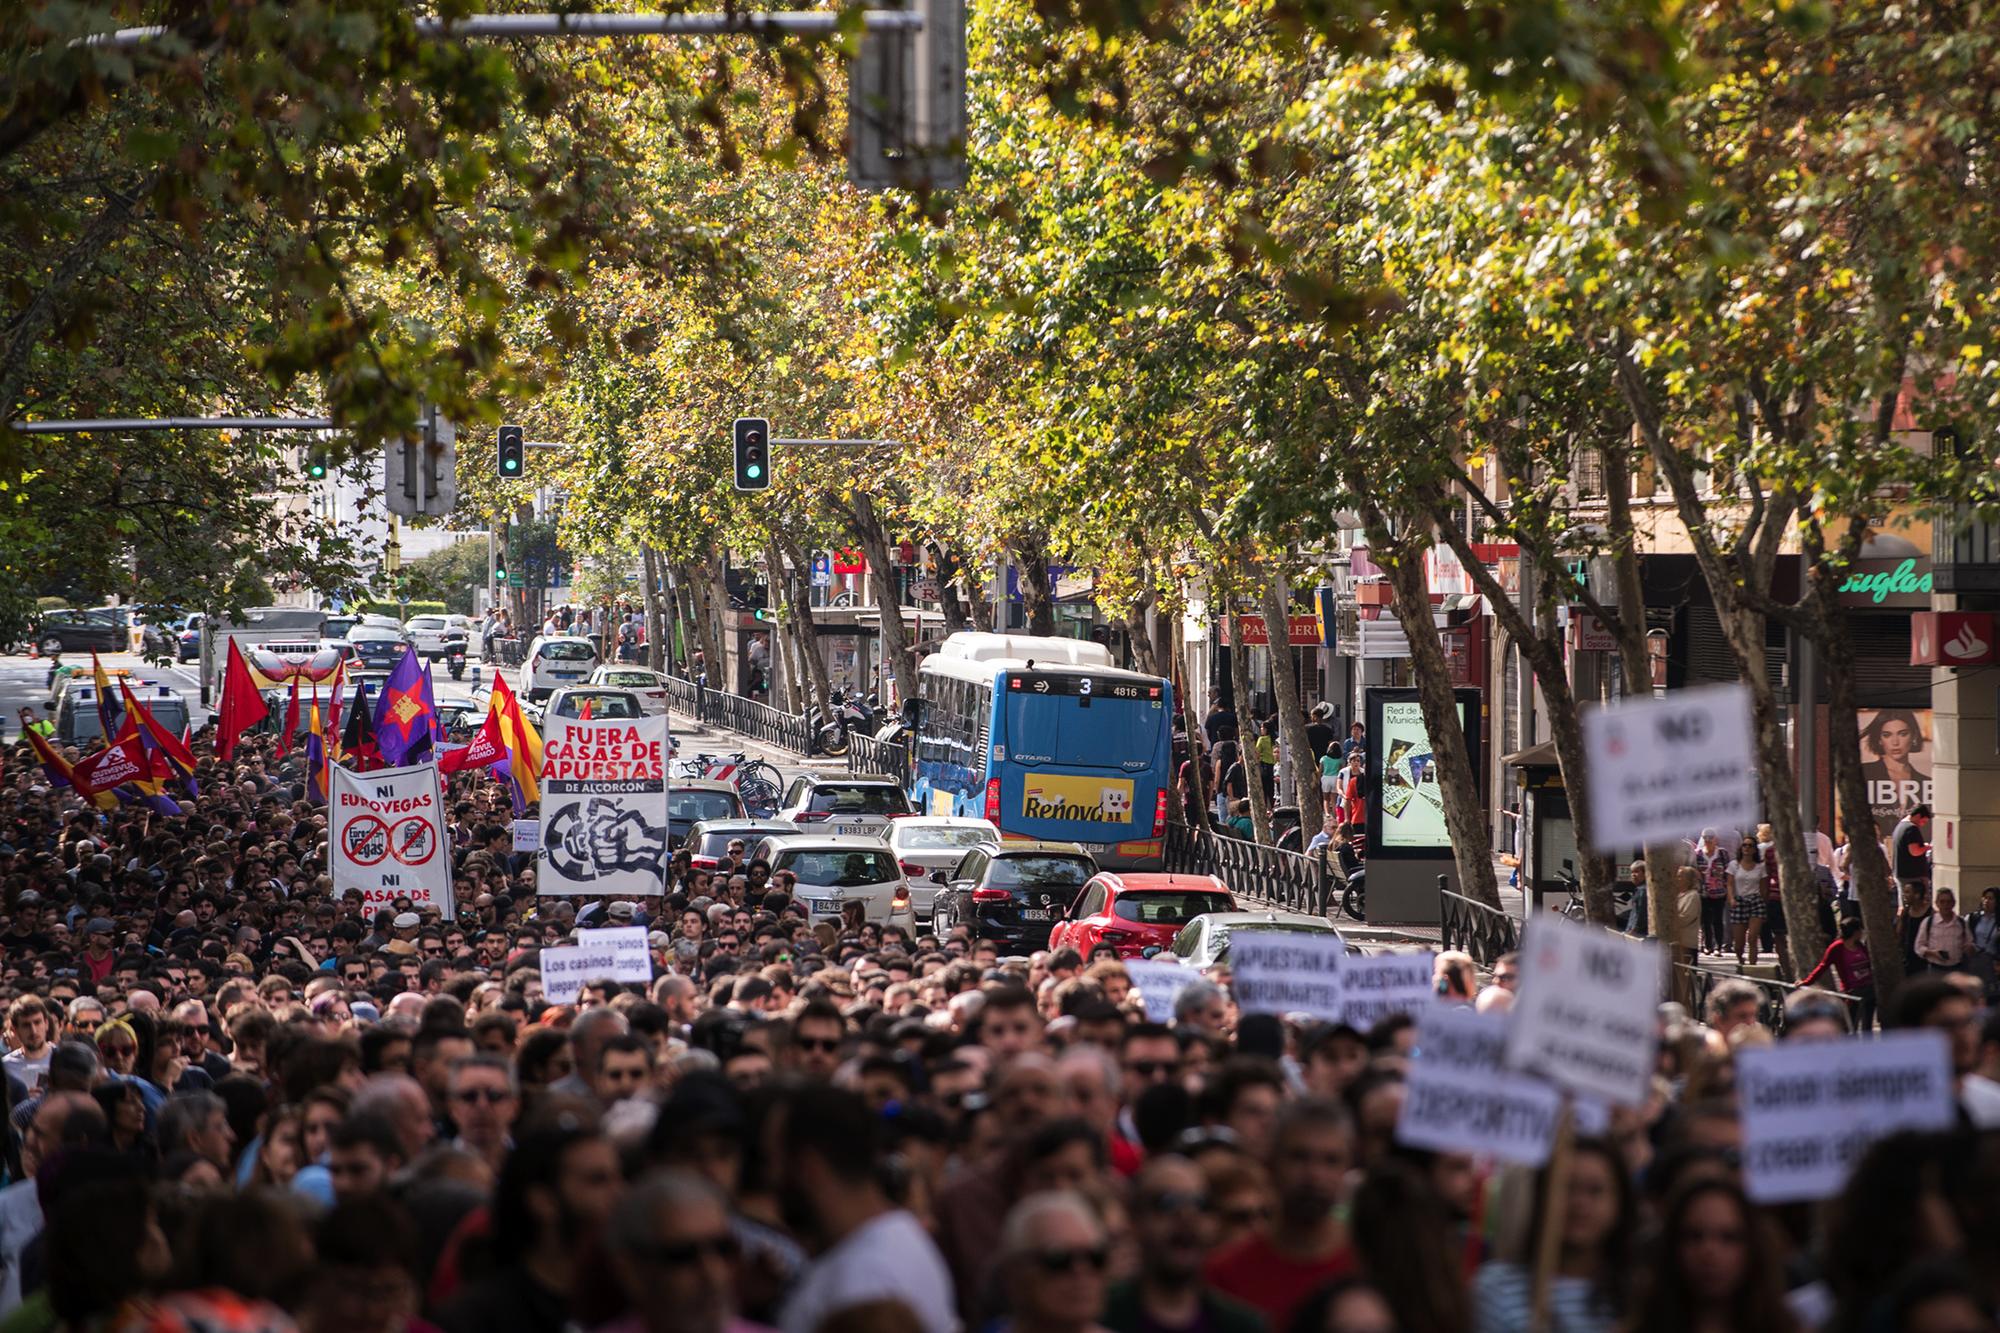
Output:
top-left (1049, 872), bottom-right (1237, 958)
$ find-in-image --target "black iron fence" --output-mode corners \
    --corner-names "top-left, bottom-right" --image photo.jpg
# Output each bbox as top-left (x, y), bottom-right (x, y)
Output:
top-left (1674, 961), bottom-right (1862, 1034)
top-left (847, 732), bottom-right (911, 784)
top-left (1166, 823), bottom-right (1335, 918)
top-left (664, 678), bottom-right (814, 755)
top-left (1439, 887), bottom-right (1520, 968)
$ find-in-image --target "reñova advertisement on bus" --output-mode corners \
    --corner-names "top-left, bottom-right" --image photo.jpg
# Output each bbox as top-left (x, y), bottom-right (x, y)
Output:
top-left (1022, 772), bottom-right (1136, 825)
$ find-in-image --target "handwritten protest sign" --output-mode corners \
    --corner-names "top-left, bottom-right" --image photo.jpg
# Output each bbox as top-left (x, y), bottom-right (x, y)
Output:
top-left (1126, 960), bottom-right (1199, 1023)
top-left (1504, 913), bottom-right (1662, 1106)
top-left (1232, 931), bottom-right (1346, 1019)
top-left (1399, 1007), bottom-right (1569, 1165)
top-left (1338, 952), bottom-right (1436, 1031)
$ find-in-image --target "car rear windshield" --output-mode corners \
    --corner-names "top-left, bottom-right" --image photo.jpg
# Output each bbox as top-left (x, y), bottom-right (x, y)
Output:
top-left (555, 694), bottom-right (641, 718)
top-left (670, 790), bottom-right (741, 822)
top-left (1113, 891), bottom-right (1233, 925)
top-left (901, 826), bottom-right (992, 850)
top-left (781, 849), bottom-right (900, 886)
top-left (695, 831), bottom-right (756, 858)
top-left (539, 641), bottom-right (597, 662)
top-left (600, 672), bottom-right (659, 688)
top-left (806, 786), bottom-right (912, 816)
top-left (987, 856), bottom-right (1094, 889)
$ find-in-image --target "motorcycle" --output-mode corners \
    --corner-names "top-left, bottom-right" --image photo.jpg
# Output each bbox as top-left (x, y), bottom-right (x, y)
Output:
top-left (446, 642), bottom-right (467, 681)
top-left (1556, 858), bottom-right (1635, 924)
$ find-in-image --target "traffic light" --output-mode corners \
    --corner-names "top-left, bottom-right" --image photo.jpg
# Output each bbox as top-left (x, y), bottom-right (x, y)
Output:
top-left (493, 549), bottom-right (508, 583)
top-left (305, 448), bottom-right (329, 481)
top-left (733, 417), bottom-right (770, 491)
top-left (753, 607), bottom-right (776, 623)
top-left (497, 424), bottom-right (524, 479)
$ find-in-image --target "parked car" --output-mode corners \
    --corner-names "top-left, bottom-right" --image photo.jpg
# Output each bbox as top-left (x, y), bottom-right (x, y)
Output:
top-left (517, 635), bottom-right (600, 702)
top-left (344, 624), bottom-right (412, 676)
top-left (404, 614), bottom-right (470, 660)
top-left (542, 687), bottom-right (647, 721)
top-left (748, 834), bottom-right (916, 932)
top-left (1168, 909), bottom-right (1346, 969)
top-left (35, 609), bottom-right (124, 656)
top-left (669, 781), bottom-right (746, 851)
top-left (1047, 872), bottom-right (1237, 959)
top-left (887, 816), bottom-right (1001, 923)
top-left (588, 665), bottom-right (671, 714)
top-left (175, 613), bottom-right (205, 662)
top-left (773, 773), bottom-right (913, 839)
top-left (683, 818), bottom-right (802, 872)
top-left (54, 681), bottom-right (191, 748)
top-left (930, 841), bottom-right (1098, 952)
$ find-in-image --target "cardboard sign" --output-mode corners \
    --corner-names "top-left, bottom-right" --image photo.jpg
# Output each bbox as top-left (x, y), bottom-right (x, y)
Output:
top-left (1736, 1031), bottom-right (1956, 1203)
top-left (330, 761), bottom-right (453, 913)
top-left (511, 818), bottom-right (541, 852)
top-left (1338, 952), bottom-right (1437, 1031)
top-left (1232, 931), bottom-right (1347, 1019)
top-left (539, 926), bottom-right (655, 1005)
top-left (1399, 1007), bottom-right (1569, 1166)
top-left (1503, 913), bottom-right (1662, 1107)
top-left (1125, 960), bottom-right (1200, 1023)
top-left (538, 714), bottom-right (671, 896)
top-left (1581, 684), bottom-right (1758, 851)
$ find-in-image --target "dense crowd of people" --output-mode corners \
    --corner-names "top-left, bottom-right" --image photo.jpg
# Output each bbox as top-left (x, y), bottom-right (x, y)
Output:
top-left (0, 720), bottom-right (1998, 1333)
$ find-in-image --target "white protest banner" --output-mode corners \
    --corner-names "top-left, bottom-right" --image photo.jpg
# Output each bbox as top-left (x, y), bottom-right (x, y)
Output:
top-left (511, 819), bottom-right (541, 852)
top-left (330, 761), bottom-right (453, 914)
top-left (1126, 960), bottom-right (1199, 1023)
top-left (1399, 1007), bottom-right (1567, 1165)
top-left (1232, 931), bottom-right (1346, 1019)
top-left (1339, 951), bottom-right (1437, 1031)
top-left (1581, 684), bottom-right (1758, 851)
top-left (538, 926), bottom-right (656, 1006)
top-left (1736, 1030), bottom-right (1956, 1203)
top-left (539, 714), bottom-right (671, 896)
top-left (1504, 912), bottom-right (1662, 1106)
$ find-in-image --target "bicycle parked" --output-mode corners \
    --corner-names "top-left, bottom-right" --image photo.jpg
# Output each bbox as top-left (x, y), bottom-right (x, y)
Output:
top-left (675, 751), bottom-right (784, 818)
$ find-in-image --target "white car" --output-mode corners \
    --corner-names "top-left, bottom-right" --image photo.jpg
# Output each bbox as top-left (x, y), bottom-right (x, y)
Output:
top-left (589, 665), bottom-right (671, 714)
top-left (887, 816), bottom-right (1000, 923)
top-left (752, 834), bottom-right (917, 933)
top-left (517, 635), bottom-right (600, 702)
top-left (542, 687), bottom-right (647, 720)
top-left (774, 773), bottom-right (913, 839)
top-left (405, 614), bottom-right (470, 659)
top-left (1168, 910), bottom-right (1347, 969)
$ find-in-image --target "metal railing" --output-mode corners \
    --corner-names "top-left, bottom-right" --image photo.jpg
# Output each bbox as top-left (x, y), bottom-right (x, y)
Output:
top-left (1166, 823), bottom-right (1334, 918)
top-left (1439, 886), bottom-right (1520, 968)
top-left (847, 732), bottom-right (910, 783)
top-left (490, 636), bottom-right (528, 667)
top-left (1674, 961), bottom-right (1863, 1033)
top-left (663, 677), bottom-right (814, 755)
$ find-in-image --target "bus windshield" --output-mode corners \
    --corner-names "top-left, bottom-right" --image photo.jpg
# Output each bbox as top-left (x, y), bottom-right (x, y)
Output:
top-left (1001, 691), bottom-right (1165, 767)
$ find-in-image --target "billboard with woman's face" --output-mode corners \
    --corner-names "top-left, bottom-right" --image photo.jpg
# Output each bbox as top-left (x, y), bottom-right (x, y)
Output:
top-left (1858, 708), bottom-right (1933, 837)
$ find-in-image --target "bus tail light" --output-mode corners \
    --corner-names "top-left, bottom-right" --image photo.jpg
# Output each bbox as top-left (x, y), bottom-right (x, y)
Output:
top-left (984, 778), bottom-right (1001, 822)
top-left (972, 889), bottom-right (1013, 903)
top-left (1153, 790), bottom-right (1168, 838)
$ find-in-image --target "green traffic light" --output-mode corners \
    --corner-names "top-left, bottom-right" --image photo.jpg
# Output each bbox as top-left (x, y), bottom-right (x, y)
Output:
top-left (747, 464), bottom-right (762, 479)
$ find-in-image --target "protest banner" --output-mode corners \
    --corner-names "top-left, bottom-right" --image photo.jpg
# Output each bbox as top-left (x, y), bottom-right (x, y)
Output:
top-left (538, 714), bottom-right (671, 896)
top-left (1736, 1030), bottom-right (1956, 1203)
top-left (1399, 1007), bottom-right (1568, 1166)
top-left (1126, 959), bottom-right (1199, 1023)
top-left (1232, 931), bottom-right (1346, 1019)
top-left (1581, 684), bottom-right (1758, 851)
top-left (1338, 951), bottom-right (1437, 1031)
top-left (538, 926), bottom-right (655, 1005)
top-left (330, 761), bottom-right (453, 914)
top-left (511, 818), bottom-right (541, 852)
top-left (1503, 912), bottom-right (1661, 1107)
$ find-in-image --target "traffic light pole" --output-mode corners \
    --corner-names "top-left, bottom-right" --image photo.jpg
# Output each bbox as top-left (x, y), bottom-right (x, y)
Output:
top-left (84, 10), bottom-right (924, 48)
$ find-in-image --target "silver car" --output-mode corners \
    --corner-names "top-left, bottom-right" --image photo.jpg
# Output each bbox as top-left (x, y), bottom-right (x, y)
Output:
top-left (887, 816), bottom-right (1000, 923)
top-left (752, 834), bottom-right (917, 933)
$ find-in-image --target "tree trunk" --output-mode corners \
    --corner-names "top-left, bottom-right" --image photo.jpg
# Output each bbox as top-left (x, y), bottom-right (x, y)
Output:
top-left (1016, 540), bottom-right (1056, 638)
top-left (1123, 593), bottom-right (1158, 676)
top-left (640, 545), bottom-right (665, 673)
top-left (762, 539), bottom-right (801, 711)
top-left (673, 577), bottom-right (698, 675)
top-left (1376, 526), bottom-right (1501, 908)
top-left (1259, 572), bottom-right (1325, 840)
top-left (1225, 603), bottom-right (1272, 844)
top-left (774, 532), bottom-right (836, 725)
top-left (932, 542), bottom-right (971, 636)
top-left (1175, 617), bottom-right (1213, 832)
top-left (686, 555), bottom-right (728, 692)
top-left (850, 494), bottom-right (916, 704)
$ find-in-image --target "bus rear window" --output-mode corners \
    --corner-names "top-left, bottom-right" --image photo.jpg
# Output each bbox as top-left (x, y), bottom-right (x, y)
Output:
top-left (1003, 693), bottom-right (1164, 766)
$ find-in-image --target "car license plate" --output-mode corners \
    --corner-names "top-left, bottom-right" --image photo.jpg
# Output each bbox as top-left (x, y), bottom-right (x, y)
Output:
top-left (835, 824), bottom-right (875, 837)
top-left (554, 672), bottom-right (582, 679)
top-left (1019, 908), bottom-right (1050, 922)
top-left (801, 897), bottom-right (837, 912)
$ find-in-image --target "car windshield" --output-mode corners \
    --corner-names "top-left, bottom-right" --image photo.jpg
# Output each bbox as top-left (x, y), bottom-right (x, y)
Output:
top-left (539, 640), bottom-right (596, 662)
top-left (554, 693), bottom-right (641, 718)
top-left (805, 786), bottom-right (911, 816)
top-left (350, 626), bottom-right (401, 641)
top-left (322, 618), bottom-right (359, 640)
top-left (695, 830), bottom-right (759, 857)
top-left (1112, 891), bottom-right (1233, 925)
top-left (1213, 921), bottom-right (1336, 952)
top-left (901, 826), bottom-right (994, 850)
top-left (600, 672), bottom-right (659, 687)
top-left (670, 790), bottom-right (741, 823)
top-left (986, 856), bottom-right (1093, 889)
top-left (409, 618), bottom-right (443, 630)
top-left (70, 699), bottom-right (188, 743)
top-left (782, 849), bottom-right (900, 887)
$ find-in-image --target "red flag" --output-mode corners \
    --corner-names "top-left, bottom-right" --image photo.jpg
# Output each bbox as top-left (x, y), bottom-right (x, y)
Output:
top-left (440, 709), bottom-right (507, 774)
top-left (579, 697), bottom-right (593, 720)
top-left (278, 676), bottom-right (302, 757)
top-left (72, 732), bottom-right (150, 798)
top-left (215, 637), bottom-right (269, 760)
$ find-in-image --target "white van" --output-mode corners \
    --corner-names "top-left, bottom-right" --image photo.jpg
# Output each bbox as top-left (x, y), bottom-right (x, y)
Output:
top-left (517, 635), bottom-right (600, 702)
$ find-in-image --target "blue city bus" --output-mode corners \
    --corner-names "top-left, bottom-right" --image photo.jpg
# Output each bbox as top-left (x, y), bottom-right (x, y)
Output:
top-left (911, 632), bottom-right (1173, 870)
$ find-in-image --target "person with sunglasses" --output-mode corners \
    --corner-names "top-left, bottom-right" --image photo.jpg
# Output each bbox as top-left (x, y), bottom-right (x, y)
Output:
top-left (447, 1053), bottom-right (519, 1173)
top-left (602, 1169), bottom-right (768, 1333)
top-left (994, 1190), bottom-right (1114, 1333)
top-left (1104, 1156), bottom-right (1262, 1333)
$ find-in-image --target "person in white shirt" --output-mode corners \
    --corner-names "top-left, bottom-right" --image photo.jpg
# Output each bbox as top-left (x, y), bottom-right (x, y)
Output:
top-left (0, 998), bottom-right (53, 1096)
top-left (772, 1085), bottom-right (956, 1333)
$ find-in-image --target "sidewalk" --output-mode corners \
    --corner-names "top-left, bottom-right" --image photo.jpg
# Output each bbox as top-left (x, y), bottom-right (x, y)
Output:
top-left (665, 705), bottom-right (845, 777)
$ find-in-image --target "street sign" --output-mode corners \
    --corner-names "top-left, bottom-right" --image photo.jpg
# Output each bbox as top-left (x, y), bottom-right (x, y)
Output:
top-left (1580, 683), bottom-right (1757, 850)
top-left (507, 572), bottom-right (525, 588)
top-left (811, 553), bottom-right (833, 587)
top-left (916, 578), bottom-right (940, 601)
